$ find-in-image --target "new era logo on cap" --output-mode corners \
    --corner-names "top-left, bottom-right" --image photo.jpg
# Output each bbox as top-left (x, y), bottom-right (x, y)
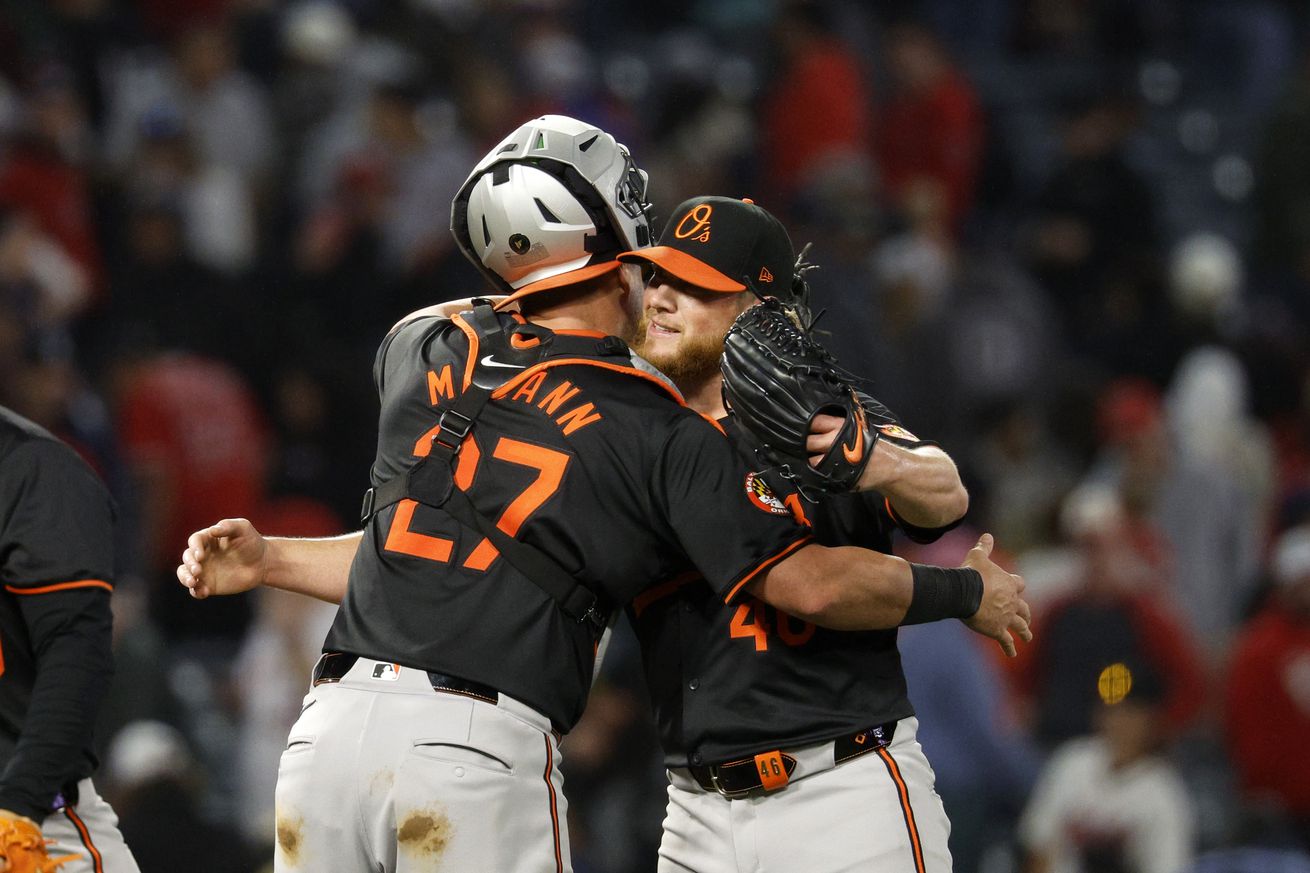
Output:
top-left (618, 196), bottom-right (796, 295)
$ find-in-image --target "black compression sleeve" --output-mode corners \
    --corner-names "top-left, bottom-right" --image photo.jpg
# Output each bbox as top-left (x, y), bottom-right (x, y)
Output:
top-left (902, 565), bottom-right (984, 625)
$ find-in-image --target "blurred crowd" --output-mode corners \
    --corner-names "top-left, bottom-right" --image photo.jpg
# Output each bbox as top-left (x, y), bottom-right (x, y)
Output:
top-left (1, 0), bottom-right (1309, 871)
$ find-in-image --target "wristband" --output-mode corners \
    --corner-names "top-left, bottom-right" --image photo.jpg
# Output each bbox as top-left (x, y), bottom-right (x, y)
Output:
top-left (903, 565), bottom-right (984, 625)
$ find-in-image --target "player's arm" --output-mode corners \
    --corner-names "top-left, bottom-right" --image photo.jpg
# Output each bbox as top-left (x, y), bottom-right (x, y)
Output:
top-left (749, 533), bottom-right (1032, 656)
top-left (661, 415), bottom-right (1029, 655)
top-left (0, 442), bottom-right (116, 819)
top-left (861, 440), bottom-right (967, 529)
top-left (807, 412), bottom-right (968, 528)
top-left (7, 589), bottom-right (113, 818)
top-left (177, 518), bottom-right (360, 604)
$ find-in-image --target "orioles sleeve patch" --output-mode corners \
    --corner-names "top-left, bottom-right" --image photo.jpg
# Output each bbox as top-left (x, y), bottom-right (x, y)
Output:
top-left (878, 424), bottom-right (919, 442)
top-left (744, 472), bottom-right (791, 515)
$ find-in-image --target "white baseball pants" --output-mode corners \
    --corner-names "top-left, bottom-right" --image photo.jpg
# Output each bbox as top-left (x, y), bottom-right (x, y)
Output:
top-left (658, 717), bottom-right (952, 873)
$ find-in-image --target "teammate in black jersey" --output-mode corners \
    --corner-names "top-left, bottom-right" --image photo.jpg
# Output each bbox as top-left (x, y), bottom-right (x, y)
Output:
top-left (0, 406), bottom-right (141, 872)
top-left (620, 196), bottom-right (1012, 873)
top-left (176, 118), bottom-right (1028, 873)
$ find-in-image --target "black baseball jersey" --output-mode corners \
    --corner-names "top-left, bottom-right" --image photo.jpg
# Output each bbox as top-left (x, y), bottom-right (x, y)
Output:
top-left (325, 313), bottom-right (812, 733)
top-left (632, 414), bottom-right (956, 767)
top-left (0, 407), bottom-right (115, 819)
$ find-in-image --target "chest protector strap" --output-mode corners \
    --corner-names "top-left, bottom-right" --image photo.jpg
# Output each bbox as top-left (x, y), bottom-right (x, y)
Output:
top-left (360, 302), bottom-right (629, 632)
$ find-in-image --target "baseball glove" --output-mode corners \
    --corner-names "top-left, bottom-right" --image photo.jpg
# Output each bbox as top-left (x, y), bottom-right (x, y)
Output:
top-left (722, 297), bottom-right (899, 497)
top-left (0, 813), bottom-right (76, 873)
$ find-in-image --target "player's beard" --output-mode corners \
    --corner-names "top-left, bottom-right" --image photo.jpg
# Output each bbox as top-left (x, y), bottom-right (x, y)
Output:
top-left (629, 312), bottom-right (727, 390)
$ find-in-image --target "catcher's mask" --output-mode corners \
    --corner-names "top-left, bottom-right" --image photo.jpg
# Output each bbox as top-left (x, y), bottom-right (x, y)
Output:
top-left (451, 115), bottom-right (653, 310)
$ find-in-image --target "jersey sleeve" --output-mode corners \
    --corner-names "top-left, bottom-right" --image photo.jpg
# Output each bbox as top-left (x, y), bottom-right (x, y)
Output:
top-left (884, 496), bottom-right (962, 544)
top-left (374, 315), bottom-right (460, 397)
top-left (373, 319), bottom-right (413, 396)
top-left (651, 414), bottom-right (812, 604)
top-left (0, 441), bottom-right (115, 592)
top-left (0, 586), bottom-right (114, 819)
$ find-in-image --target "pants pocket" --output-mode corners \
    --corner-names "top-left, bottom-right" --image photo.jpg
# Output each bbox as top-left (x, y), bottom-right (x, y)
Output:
top-left (410, 740), bottom-right (514, 776)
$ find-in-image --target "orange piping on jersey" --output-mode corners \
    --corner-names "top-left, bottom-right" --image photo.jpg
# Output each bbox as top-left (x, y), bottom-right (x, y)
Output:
top-left (64, 806), bottom-right (105, 873)
top-left (884, 497), bottom-right (940, 534)
top-left (5, 579), bottom-right (112, 595)
top-left (878, 746), bottom-right (926, 873)
top-left (632, 571), bottom-right (701, 618)
top-left (491, 358), bottom-right (684, 406)
top-left (450, 313), bottom-right (480, 392)
top-left (723, 535), bottom-right (814, 604)
top-left (495, 368), bottom-right (540, 400)
top-left (511, 333), bottom-right (542, 350)
top-left (698, 413), bottom-right (727, 436)
top-left (553, 328), bottom-right (608, 338)
top-left (511, 371), bottom-right (548, 404)
top-left (543, 735), bottom-right (563, 873)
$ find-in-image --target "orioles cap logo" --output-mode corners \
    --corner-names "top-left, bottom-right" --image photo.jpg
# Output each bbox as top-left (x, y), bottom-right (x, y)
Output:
top-left (674, 203), bottom-right (713, 243)
top-left (842, 397), bottom-right (867, 464)
top-left (759, 267), bottom-right (774, 283)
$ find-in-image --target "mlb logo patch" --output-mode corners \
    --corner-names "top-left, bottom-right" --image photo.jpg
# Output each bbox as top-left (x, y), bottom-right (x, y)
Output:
top-left (372, 663), bottom-right (401, 681)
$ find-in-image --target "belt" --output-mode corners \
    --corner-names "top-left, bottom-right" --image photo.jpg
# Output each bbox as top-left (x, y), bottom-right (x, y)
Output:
top-left (688, 720), bottom-right (898, 798)
top-left (312, 652), bottom-right (500, 705)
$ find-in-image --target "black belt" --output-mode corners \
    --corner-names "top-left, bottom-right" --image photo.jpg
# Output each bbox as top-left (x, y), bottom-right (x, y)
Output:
top-left (688, 720), bottom-right (899, 798)
top-left (312, 652), bottom-right (500, 705)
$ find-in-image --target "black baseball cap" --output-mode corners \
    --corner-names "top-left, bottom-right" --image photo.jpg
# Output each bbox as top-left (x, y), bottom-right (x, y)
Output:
top-left (618, 196), bottom-right (795, 294)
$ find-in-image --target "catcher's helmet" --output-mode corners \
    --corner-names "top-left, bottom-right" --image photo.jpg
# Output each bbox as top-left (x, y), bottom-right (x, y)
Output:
top-left (451, 115), bottom-right (652, 309)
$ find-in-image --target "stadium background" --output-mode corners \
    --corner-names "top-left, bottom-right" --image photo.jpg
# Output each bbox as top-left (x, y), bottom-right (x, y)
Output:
top-left (0, 0), bottom-right (1308, 871)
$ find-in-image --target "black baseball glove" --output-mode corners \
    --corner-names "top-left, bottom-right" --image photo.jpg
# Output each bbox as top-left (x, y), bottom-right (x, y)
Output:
top-left (721, 298), bottom-right (903, 497)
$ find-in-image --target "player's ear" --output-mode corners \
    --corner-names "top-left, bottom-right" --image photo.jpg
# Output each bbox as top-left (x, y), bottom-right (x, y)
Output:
top-left (619, 262), bottom-right (644, 297)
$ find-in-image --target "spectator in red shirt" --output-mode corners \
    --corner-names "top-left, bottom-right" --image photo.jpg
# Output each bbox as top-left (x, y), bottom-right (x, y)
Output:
top-left (874, 20), bottom-right (984, 231)
top-left (1225, 524), bottom-right (1310, 849)
top-left (760, 2), bottom-right (873, 211)
top-left (114, 351), bottom-right (268, 642)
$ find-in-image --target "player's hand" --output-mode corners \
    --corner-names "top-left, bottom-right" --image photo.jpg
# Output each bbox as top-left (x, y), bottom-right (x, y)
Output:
top-left (176, 518), bottom-right (269, 599)
top-left (805, 413), bottom-right (844, 465)
top-left (960, 533), bottom-right (1032, 658)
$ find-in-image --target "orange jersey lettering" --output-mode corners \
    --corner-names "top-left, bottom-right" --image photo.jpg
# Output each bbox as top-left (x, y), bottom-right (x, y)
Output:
top-left (427, 365), bottom-right (455, 403)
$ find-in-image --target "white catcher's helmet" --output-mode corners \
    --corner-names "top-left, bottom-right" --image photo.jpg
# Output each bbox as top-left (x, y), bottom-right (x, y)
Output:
top-left (451, 115), bottom-right (652, 308)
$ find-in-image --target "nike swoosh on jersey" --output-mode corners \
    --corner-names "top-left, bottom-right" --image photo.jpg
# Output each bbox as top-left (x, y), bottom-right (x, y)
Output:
top-left (480, 355), bottom-right (527, 369)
